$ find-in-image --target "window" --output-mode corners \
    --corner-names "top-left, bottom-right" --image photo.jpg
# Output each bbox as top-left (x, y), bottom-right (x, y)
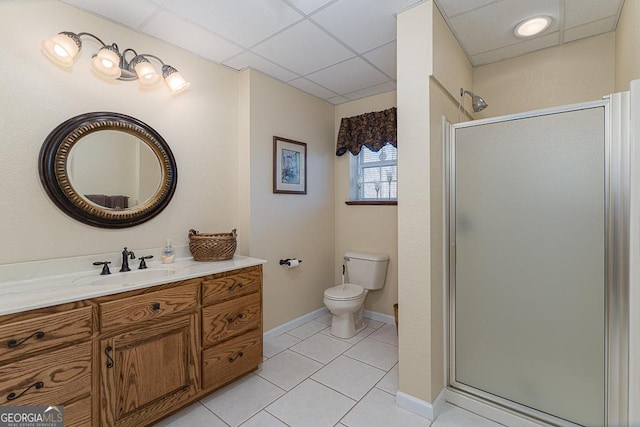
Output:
top-left (350, 143), bottom-right (397, 201)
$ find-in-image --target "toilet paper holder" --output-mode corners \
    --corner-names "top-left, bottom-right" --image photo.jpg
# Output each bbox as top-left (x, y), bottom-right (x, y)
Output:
top-left (279, 258), bottom-right (302, 266)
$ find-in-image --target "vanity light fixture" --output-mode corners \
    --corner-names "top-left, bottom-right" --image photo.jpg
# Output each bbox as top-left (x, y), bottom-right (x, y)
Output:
top-left (514, 16), bottom-right (552, 38)
top-left (41, 31), bottom-right (190, 95)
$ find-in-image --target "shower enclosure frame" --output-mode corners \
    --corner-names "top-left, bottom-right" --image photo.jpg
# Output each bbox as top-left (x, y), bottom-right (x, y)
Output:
top-left (444, 98), bottom-right (630, 427)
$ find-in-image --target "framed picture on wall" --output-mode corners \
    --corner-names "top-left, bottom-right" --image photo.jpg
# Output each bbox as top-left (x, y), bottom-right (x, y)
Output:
top-left (273, 136), bottom-right (307, 194)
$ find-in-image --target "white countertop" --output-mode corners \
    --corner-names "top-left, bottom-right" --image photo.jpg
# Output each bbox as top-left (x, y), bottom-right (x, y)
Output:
top-left (0, 255), bottom-right (266, 316)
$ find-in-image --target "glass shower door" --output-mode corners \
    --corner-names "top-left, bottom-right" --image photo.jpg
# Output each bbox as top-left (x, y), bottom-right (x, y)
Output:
top-left (451, 106), bottom-right (606, 426)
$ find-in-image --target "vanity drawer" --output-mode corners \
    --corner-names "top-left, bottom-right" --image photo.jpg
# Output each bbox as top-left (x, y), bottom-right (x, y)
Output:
top-left (202, 329), bottom-right (262, 390)
top-left (202, 267), bottom-right (261, 306)
top-left (202, 293), bottom-right (261, 346)
top-left (0, 341), bottom-right (92, 406)
top-left (64, 395), bottom-right (93, 427)
top-left (0, 306), bottom-right (93, 363)
top-left (99, 283), bottom-right (198, 331)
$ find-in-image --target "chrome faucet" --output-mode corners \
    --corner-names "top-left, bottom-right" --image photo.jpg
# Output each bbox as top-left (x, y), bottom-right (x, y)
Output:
top-left (120, 247), bottom-right (135, 272)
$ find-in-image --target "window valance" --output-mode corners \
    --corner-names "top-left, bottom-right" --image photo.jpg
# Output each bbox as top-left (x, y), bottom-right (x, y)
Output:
top-left (335, 107), bottom-right (397, 156)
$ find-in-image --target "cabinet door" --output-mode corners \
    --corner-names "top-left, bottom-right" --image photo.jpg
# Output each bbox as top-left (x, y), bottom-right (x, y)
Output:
top-left (100, 313), bottom-right (199, 427)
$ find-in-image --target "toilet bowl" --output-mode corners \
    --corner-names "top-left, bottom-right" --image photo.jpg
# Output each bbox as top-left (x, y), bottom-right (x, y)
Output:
top-left (323, 284), bottom-right (367, 338)
top-left (323, 251), bottom-right (389, 339)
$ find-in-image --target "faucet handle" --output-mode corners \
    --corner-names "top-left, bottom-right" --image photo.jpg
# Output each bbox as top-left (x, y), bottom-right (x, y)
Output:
top-left (93, 261), bottom-right (112, 275)
top-left (138, 255), bottom-right (153, 269)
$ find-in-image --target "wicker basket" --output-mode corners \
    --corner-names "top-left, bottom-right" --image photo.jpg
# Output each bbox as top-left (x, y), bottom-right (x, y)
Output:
top-left (188, 229), bottom-right (237, 261)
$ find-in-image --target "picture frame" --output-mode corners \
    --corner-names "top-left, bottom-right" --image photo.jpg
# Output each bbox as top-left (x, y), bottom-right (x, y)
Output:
top-left (273, 136), bottom-right (307, 194)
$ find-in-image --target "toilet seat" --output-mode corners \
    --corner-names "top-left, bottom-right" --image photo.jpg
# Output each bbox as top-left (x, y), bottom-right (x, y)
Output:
top-left (324, 284), bottom-right (365, 301)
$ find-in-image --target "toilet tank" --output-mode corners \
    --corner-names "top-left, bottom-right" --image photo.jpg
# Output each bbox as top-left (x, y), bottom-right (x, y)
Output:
top-left (344, 251), bottom-right (389, 290)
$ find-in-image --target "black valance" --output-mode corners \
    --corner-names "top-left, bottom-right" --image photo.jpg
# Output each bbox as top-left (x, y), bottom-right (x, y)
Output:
top-left (335, 107), bottom-right (397, 156)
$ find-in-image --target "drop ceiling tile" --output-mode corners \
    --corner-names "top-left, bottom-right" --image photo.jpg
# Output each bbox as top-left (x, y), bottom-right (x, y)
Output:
top-left (287, 78), bottom-right (338, 99)
top-left (165, 0), bottom-right (303, 48)
top-left (306, 57), bottom-right (389, 94)
top-left (311, 0), bottom-right (423, 53)
top-left (285, 0), bottom-right (336, 15)
top-left (449, 0), bottom-right (558, 56)
top-left (326, 96), bottom-right (350, 104)
top-left (471, 31), bottom-right (559, 66)
top-left (363, 42), bottom-right (397, 79)
top-left (344, 81), bottom-right (397, 101)
top-left (563, 0), bottom-right (622, 28)
top-left (223, 52), bottom-right (300, 81)
top-left (142, 11), bottom-right (243, 63)
top-left (252, 20), bottom-right (354, 75)
top-left (60, 0), bottom-right (159, 29)
top-left (564, 16), bottom-right (618, 43)
top-left (434, 0), bottom-right (500, 18)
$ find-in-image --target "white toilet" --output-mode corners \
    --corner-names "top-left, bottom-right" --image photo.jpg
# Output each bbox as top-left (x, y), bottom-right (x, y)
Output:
top-left (323, 251), bottom-right (389, 338)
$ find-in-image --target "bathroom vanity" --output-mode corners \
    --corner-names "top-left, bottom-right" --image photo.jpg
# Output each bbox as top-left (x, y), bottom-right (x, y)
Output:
top-left (0, 256), bottom-right (264, 426)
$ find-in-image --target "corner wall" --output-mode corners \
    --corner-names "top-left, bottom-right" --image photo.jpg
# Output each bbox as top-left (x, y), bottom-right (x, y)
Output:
top-left (397, 0), bottom-right (435, 405)
top-left (334, 92), bottom-right (398, 316)
top-left (396, 0), bottom-right (473, 408)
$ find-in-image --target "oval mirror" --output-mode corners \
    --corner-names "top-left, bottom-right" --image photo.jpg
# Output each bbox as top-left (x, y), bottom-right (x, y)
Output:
top-left (39, 112), bottom-right (177, 228)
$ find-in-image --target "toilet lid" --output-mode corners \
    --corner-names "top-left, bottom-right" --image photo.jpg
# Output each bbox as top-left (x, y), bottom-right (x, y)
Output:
top-left (324, 284), bottom-right (364, 301)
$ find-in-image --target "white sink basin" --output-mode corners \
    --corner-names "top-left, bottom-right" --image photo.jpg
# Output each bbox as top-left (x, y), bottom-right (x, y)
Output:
top-left (90, 268), bottom-right (177, 286)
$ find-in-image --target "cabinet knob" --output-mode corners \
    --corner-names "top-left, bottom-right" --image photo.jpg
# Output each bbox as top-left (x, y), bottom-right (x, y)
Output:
top-left (227, 313), bottom-right (246, 323)
top-left (228, 283), bottom-right (243, 292)
top-left (7, 331), bottom-right (45, 348)
top-left (152, 303), bottom-right (161, 311)
top-left (228, 352), bottom-right (244, 363)
top-left (105, 346), bottom-right (114, 368)
top-left (7, 381), bottom-right (44, 401)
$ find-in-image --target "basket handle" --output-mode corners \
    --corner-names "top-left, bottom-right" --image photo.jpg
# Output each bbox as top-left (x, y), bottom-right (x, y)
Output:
top-left (189, 229), bottom-right (198, 237)
top-left (231, 228), bottom-right (237, 237)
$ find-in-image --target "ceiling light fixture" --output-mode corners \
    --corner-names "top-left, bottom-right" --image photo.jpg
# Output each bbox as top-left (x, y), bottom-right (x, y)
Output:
top-left (514, 16), bottom-right (552, 38)
top-left (41, 31), bottom-right (190, 95)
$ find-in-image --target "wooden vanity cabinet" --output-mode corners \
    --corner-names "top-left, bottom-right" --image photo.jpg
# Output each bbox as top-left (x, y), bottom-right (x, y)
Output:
top-left (1, 264), bottom-right (263, 427)
top-left (96, 281), bottom-right (200, 427)
top-left (0, 301), bottom-right (94, 427)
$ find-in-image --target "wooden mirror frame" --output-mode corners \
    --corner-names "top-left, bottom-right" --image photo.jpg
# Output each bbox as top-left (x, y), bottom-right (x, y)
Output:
top-left (39, 112), bottom-right (177, 228)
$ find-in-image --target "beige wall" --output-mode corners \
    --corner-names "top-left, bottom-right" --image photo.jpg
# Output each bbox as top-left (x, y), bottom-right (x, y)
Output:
top-left (395, 0), bottom-right (474, 403)
top-left (432, 3), bottom-right (473, 111)
top-left (334, 92), bottom-right (397, 316)
top-left (0, 1), bottom-right (336, 334)
top-left (473, 33), bottom-right (615, 119)
top-left (615, 0), bottom-right (640, 91)
top-left (245, 70), bottom-right (335, 331)
top-left (426, 4), bottom-right (474, 396)
top-left (0, 0), bottom-right (242, 263)
top-left (397, 0), bottom-right (434, 403)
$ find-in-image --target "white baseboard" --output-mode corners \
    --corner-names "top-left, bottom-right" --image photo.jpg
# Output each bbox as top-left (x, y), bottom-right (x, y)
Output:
top-left (263, 307), bottom-right (328, 341)
top-left (396, 388), bottom-right (446, 420)
top-left (263, 308), bottom-right (395, 341)
top-left (363, 309), bottom-right (396, 325)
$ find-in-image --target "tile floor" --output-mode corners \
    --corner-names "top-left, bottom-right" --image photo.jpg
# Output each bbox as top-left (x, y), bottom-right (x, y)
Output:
top-left (155, 313), bottom-right (502, 427)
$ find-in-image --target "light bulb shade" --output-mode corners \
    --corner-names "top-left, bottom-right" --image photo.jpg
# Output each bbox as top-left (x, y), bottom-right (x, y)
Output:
top-left (91, 46), bottom-right (122, 79)
top-left (162, 65), bottom-right (190, 95)
top-left (41, 32), bottom-right (81, 67)
top-left (131, 56), bottom-right (161, 86)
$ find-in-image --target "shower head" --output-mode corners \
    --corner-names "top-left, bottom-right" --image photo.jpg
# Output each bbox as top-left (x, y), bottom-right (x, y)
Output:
top-left (460, 88), bottom-right (488, 113)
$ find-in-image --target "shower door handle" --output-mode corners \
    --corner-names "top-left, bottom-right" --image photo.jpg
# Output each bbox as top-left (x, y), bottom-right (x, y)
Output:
top-left (450, 244), bottom-right (456, 266)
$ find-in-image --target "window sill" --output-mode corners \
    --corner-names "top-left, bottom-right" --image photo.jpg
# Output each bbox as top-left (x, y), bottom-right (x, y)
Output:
top-left (345, 200), bottom-right (397, 206)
